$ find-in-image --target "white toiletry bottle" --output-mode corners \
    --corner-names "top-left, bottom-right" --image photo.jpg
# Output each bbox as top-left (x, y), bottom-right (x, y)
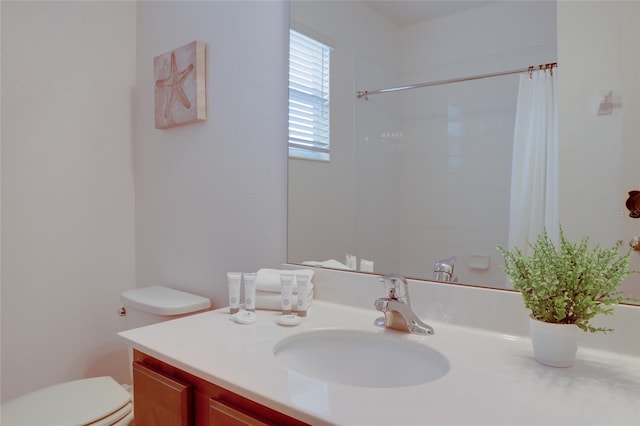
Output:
top-left (227, 272), bottom-right (242, 314)
top-left (243, 272), bottom-right (257, 312)
top-left (295, 273), bottom-right (311, 317)
top-left (280, 273), bottom-right (294, 315)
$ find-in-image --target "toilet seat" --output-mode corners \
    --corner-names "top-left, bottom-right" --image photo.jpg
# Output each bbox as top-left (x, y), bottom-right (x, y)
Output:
top-left (92, 402), bottom-right (133, 426)
top-left (1, 376), bottom-right (132, 425)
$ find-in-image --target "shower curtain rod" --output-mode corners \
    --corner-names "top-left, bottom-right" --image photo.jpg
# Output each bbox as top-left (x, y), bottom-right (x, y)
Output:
top-left (355, 62), bottom-right (557, 100)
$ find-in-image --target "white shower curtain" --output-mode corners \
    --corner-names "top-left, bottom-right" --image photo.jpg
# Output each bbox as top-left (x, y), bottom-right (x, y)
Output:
top-left (507, 68), bottom-right (559, 258)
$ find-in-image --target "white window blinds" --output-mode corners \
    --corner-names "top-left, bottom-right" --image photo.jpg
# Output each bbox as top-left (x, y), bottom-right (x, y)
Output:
top-left (288, 30), bottom-right (331, 161)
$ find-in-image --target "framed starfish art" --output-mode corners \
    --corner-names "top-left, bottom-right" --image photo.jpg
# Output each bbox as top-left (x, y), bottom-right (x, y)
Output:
top-left (154, 41), bottom-right (206, 129)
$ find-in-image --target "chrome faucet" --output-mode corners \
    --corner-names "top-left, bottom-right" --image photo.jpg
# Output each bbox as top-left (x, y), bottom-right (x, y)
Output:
top-left (434, 256), bottom-right (457, 282)
top-left (374, 274), bottom-right (434, 335)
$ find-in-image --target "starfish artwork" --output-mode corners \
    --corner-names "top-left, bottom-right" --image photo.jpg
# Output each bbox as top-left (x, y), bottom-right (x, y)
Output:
top-left (154, 41), bottom-right (206, 129)
top-left (156, 52), bottom-right (194, 119)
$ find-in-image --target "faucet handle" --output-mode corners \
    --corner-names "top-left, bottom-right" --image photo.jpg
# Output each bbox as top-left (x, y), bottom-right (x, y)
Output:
top-left (378, 273), bottom-right (407, 291)
top-left (378, 274), bottom-right (410, 305)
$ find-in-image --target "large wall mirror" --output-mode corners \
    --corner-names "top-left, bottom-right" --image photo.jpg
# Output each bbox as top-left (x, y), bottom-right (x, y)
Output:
top-left (287, 1), bottom-right (640, 303)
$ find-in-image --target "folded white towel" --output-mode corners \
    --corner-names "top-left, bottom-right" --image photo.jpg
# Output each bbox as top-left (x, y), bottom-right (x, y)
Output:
top-left (301, 259), bottom-right (354, 270)
top-left (255, 268), bottom-right (315, 293)
top-left (255, 290), bottom-right (313, 312)
top-left (360, 258), bottom-right (374, 272)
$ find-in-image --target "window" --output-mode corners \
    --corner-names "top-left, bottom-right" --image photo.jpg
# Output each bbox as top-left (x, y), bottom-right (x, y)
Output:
top-left (288, 29), bottom-right (332, 161)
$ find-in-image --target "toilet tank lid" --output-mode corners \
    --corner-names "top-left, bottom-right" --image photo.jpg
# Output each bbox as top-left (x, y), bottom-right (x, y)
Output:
top-left (121, 286), bottom-right (211, 316)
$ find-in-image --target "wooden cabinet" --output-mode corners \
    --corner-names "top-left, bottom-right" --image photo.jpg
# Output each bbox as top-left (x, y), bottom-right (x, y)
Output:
top-left (132, 350), bottom-right (307, 426)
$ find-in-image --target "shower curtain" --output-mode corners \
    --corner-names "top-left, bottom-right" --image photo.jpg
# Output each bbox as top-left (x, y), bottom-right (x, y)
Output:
top-left (507, 68), bottom-right (559, 258)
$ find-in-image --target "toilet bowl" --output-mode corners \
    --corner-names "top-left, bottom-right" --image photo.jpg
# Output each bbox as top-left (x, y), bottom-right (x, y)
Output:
top-left (1, 286), bottom-right (211, 425)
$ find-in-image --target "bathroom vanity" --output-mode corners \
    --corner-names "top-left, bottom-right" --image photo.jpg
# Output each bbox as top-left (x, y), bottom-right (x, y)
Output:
top-left (119, 271), bottom-right (640, 426)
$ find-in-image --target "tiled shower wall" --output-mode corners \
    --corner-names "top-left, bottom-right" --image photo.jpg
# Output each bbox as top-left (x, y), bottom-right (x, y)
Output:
top-left (356, 1), bottom-right (557, 286)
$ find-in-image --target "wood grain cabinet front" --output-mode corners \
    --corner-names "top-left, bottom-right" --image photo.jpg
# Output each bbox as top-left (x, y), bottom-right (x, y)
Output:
top-left (209, 398), bottom-right (271, 426)
top-left (132, 350), bottom-right (308, 426)
top-left (133, 361), bottom-right (191, 426)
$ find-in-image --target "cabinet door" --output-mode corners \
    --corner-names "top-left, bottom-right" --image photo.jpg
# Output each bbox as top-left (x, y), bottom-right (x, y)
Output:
top-left (133, 361), bottom-right (192, 426)
top-left (209, 398), bottom-right (270, 426)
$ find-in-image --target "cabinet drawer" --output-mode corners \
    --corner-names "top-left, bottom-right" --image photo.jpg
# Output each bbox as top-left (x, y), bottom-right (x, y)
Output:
top-left (209, 398), bottom-right (270, 426)
top-left (133, 361), bottom-right (192, 426)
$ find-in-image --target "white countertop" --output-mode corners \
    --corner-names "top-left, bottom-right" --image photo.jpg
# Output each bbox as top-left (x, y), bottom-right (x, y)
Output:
top-left (118, 301), bottom-right (640, 426)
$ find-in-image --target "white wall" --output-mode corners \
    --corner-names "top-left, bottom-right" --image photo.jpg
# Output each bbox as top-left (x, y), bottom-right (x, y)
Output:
top-left (134, 2), bottom-right (289, 307)
top-left (557, 0), bottom-right (640, 299)
top-left (1, 1), bottom-right (136, 402)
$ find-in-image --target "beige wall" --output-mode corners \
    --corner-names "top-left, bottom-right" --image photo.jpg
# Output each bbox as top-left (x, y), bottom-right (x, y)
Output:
top-left (1, 1), bottom-right (137, 402)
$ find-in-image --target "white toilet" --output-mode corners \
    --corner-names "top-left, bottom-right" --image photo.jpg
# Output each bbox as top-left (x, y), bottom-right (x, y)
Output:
top-left (1, 286), bottom-right (211, 426)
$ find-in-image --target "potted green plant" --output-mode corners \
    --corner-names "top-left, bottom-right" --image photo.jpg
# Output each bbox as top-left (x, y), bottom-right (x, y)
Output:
top-left (498, 227), bottom-right (634, 367)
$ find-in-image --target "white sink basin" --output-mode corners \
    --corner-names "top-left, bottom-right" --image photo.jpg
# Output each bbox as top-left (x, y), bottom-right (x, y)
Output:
top-left (273, 329), bottom-right (449, 388)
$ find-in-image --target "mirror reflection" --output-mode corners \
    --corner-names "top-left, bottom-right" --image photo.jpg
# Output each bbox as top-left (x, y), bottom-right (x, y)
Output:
top-left (287, 0), bottom-right (640, 303)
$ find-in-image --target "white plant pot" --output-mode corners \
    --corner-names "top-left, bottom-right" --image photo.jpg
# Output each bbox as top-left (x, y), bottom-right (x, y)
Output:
top-left (528, 315), bottom-right (579, 367)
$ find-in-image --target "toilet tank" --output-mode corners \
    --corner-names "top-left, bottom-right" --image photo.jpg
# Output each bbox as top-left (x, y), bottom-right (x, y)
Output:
top-left (121, 286), bottom-right (211, 329)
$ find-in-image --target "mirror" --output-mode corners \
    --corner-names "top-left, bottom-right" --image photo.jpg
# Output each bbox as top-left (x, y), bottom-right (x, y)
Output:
top-left (288, 1), bottom-right (640, 302)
